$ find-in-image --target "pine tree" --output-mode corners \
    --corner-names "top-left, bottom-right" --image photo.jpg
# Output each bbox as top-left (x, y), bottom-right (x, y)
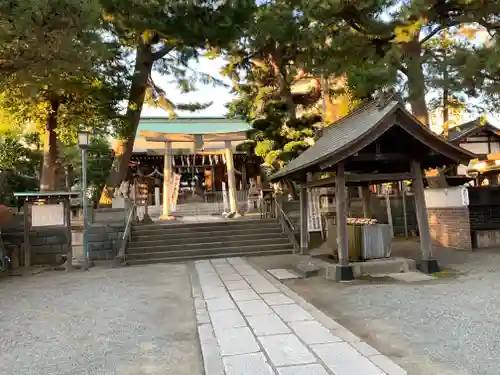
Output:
top-left (0, 0), bottom-right (128, 191)
top-left (99, 0), bottom-right (255, 204)
top-left (301, 0), bottom-right (500, 126)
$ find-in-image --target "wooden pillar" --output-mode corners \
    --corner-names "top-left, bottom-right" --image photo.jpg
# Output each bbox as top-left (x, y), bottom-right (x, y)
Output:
top-left (23, 200), bottom-right (31, 268)
top-left (299, 184), bottom-right (308, 254)
top-left (335, 161), bottom-right (354, 280)
top-left (242, 163), bottom-right (248, 190)
top-left (64, 198), bottom-right (72, 271)
top-left (211, 165), bottom-right (216, 192)
top-left (224, 141), bottom-right (238, 214)
top-left (411, 160), bottom-right (440, 273)
top-left (360, 185), bottom-right (372, 218)
top-left (161, 141), bottom-right (173, 220)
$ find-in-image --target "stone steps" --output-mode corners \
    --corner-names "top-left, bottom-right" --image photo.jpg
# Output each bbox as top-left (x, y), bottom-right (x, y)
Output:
top-left (128, 237), bottom-right (290, 252)
top-left (125, 218), bottom-right (293, 264)
top-left (131, 227), bottom-right (283, 242)
top-left (129, 231), bottom-right (286, 247)
top-left (131, 220), bottom-right (278, 236)
top-left (125, 248), bottom-right (292, 266)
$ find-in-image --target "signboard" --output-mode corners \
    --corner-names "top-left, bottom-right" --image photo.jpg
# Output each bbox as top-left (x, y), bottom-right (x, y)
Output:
top-left (307, 188), bottom-right (322, 232)
top-left (170, 173), bottom-right (181, 212)
top-left (222, 182), bottom-right (229, 213)
top-left (137, 182), bottom-right (149, 203)
top-left (424, 186), bottom-right (469, 208)
top-left (31, 203), bottom-right (65, 227)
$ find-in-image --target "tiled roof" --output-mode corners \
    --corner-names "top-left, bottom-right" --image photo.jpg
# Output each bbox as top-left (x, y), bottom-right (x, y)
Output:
top-left (270, 99), bottom-right (477, 181)
top-left (270, 100), bottom-right (398, 180)
top-left (138, 117), bottom-right (250, 134)
top-left (446, 118), bottom-right (500, 142)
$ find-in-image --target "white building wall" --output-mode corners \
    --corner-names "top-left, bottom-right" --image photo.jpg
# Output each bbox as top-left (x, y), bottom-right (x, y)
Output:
top-left (424, 186), bottom-right (469, 208)
top-left (459, 142), bottom-right (489, 155)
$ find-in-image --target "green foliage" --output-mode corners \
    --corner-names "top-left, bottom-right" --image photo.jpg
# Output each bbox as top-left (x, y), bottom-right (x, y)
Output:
top-left (0, 132), bottom-right (42, 176)
top-left (302, 0), bottom-right (500, 117)
top-left (0, 132), bottom-right (42, 205)
top-left (0, 130), bottom-right (113, 203)
top-left (0, 0), bottom-right (103, 81)
top-left (0, 0), bottom-right (129, 142)
top-left (226, 0), bottom-right (500, 148)
top-left (67, 136), bottom-right (115, 202)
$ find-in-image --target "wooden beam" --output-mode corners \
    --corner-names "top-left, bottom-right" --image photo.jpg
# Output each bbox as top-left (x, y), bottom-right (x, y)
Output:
top-left (348, 153), bottom-right (409, 162)
top-left (303, 177), bottom-right (335, 188)
top-left (346, 172), bottom-right (412, 183)
top-left (302, 172), bottom-right (412, 188)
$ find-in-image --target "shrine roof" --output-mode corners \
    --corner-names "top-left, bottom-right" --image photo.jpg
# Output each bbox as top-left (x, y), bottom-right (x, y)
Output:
top-left (138, 117), bottom-right (251, 134)
top-left (270, 99), bottom-right (477, 181)
top-left (14, 191), bottom-right (79, 197)
top-left (445, 118), bottom-right (500, 142)
top-left (112, 117), bottom-right (251, 153)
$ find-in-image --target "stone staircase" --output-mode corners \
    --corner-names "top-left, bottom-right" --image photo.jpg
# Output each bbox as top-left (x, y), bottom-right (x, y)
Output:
top-left (141, 201), bottom-right (250, 219)
top-left (125, 218), bottom-right (294, 265)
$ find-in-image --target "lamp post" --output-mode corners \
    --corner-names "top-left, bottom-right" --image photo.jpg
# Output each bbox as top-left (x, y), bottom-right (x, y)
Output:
top-left (78, 130), bottom-right (91, 270)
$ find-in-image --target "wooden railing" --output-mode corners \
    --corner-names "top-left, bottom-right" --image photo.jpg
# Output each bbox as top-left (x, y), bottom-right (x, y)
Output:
top-left (274, 198), bottom-right (300, 254)
top-left (115, 201), bottom-right (136, 265)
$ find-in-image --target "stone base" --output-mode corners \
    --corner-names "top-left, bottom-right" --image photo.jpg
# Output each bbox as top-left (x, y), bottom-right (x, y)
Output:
top-left (141, 213), bottom-right (154, 224)
top-left (293, 259), bottom-right (321, 278)
top-left (223, 212), bottom-right (240, 219)
top-left (419, 259), bottom-right (440, 274)
top-left (324, 257), bottom-right (416, 280)
top-left (159, 215), bottom-right (176, 221)
top-left (114, 255), bottom-right (126, 267)
top-left (72, 256), bottom-right (94, 270)
top-left (112, 197), bottom-right (125, 209)
top-left (334, 264), bottom-right (355, 281)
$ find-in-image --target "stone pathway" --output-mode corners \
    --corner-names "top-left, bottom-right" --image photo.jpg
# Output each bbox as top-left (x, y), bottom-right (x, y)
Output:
top-left (192, 258), bottom-right (407, 375)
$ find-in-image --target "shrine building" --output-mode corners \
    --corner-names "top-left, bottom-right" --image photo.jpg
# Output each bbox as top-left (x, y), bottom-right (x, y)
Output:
top-left (110, 117), bottom-right (262, 217)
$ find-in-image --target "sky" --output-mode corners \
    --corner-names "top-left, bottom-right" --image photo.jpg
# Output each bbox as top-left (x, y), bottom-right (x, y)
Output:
top-left (142, 57), bottom-right (234, 118)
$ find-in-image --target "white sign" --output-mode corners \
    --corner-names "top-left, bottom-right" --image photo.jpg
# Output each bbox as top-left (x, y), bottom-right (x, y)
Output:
top-left (307, 188), bottom-right (322, 232)
top-left (424, 186), bottom-right (470, 208)
top-left (170, 173), bottom-right (181, 212)
top-left (31, 203), bottom-right (65, 227)
top-left (222, 182), bottom-right (229, 213)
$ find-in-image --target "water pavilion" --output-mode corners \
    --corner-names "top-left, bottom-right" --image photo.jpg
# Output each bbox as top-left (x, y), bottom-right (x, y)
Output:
top-left (269, 98), bottom-right (476, 280)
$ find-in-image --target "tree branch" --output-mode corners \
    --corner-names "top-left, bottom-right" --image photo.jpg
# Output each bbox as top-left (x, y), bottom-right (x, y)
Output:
top-left (153, 45), bottom-right (175, 60)
top-left (419, 25), bottom-right (444, 45)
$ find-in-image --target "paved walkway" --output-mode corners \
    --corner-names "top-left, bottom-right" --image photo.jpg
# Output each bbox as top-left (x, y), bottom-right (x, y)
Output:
top-left (193, 258), bottom-right (407, 375)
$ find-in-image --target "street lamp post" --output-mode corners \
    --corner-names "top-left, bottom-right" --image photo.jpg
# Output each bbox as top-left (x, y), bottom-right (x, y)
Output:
top-left (78, 130), bottom-right (91, 271)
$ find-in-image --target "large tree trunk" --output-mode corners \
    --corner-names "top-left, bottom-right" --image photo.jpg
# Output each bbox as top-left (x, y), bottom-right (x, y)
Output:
top-left (442, 30), bottom-right (449, 138)
top-left (40, 97), bottom-right (60, 191)
top-left (99, 46), bottom-right (154, 206)
top-left (405, 40), bottom-right (429, 127)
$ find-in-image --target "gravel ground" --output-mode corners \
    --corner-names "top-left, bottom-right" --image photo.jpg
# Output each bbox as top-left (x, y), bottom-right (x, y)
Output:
top-left (250, 245), bottom-right (500, 375)
top-left (0, 264), bottom-right (202, 375)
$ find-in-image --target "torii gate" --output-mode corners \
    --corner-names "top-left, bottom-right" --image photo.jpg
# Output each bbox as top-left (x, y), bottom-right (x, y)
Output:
top-left (140, 130), bottom-right (247, 219)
